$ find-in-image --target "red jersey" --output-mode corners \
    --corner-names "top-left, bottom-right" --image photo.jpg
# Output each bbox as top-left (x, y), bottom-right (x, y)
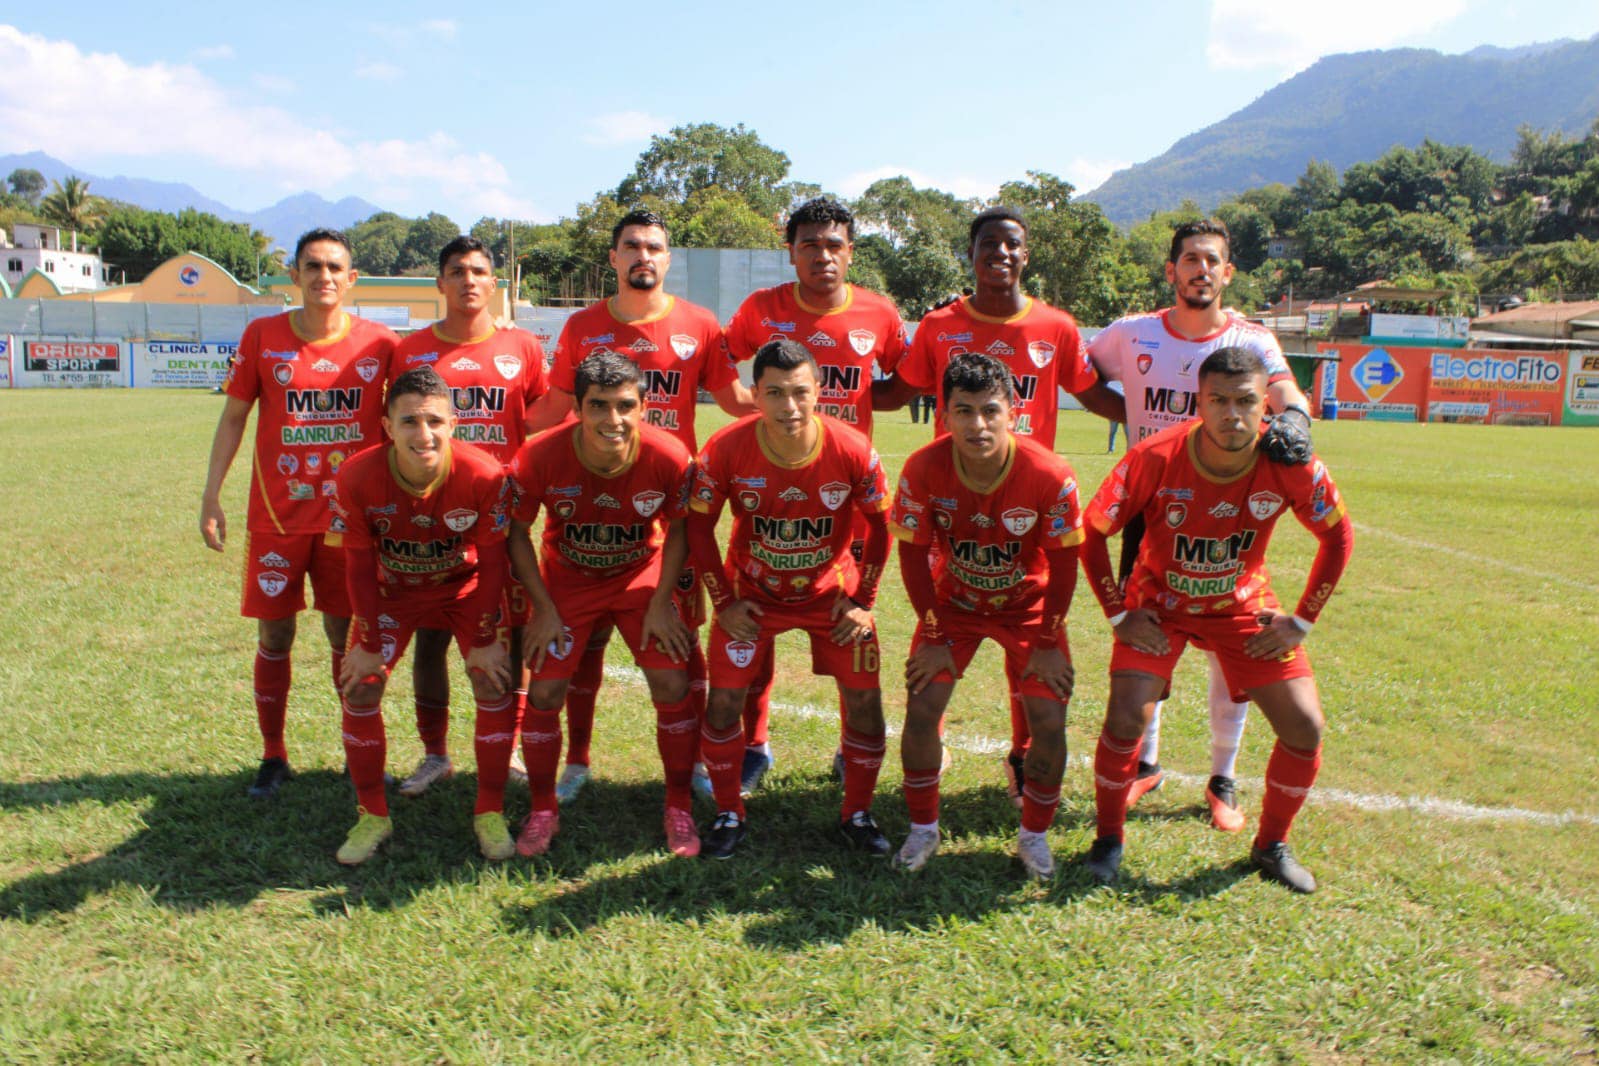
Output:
top-left (891, 434), bottom-right (1083, 619)
top-left (507, 423), bottom-right (692, 581)
top-left (225, 312), bottom-right (396, 535)
top-left (392, 325), bottom-right (548, 463)
top-left (897, 297), bottom-right (1097, 449)
top-left (550, 297), bottom-right (737, 452)
top-left (690, 415), bottom-right (889, 605)
top-left (332, 440), bottom-right (510, 649)
top-left (724, 283), bottom-right (908, 437)
top-left (1083, 421), bottom-right (1347, 617)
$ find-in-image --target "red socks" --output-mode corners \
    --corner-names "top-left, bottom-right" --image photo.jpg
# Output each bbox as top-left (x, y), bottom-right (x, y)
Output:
top-left (253, 644), bottom-right (291, 761)
top-left (902, 765), bottom-right (942, 825)
top-left (563, 643), bottom-right (605, 768)
top-left (1093, 731), bottom-right (1144, 841)
top-left (699, 721), bottom-right (745, 818)
top-left (472, 694), bottom-right (516, 815)
top-left (839, 725), bottom-right (885, 819)
top-left (341, 698), bottom-right (387, 816)
top-left (1019, 775), bottom-right (1062, 834)
top-left (654, 695), bottom-right (698, 811)
top-left (521, 708), bottom-right (562, 813)
top-left (1256, 741), bottom-right (1322, 847)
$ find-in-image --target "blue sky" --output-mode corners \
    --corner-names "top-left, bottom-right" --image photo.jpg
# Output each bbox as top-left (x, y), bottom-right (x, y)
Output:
top-left (1, 2), bottom-right (1595, 228)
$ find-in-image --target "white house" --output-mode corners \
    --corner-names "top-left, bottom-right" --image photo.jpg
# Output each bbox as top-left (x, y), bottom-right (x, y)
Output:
top-left (1, 223), bottom-right (109, 294)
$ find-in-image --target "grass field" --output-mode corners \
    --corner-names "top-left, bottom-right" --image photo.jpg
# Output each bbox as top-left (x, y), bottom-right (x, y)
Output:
top-left (1, 388), bottom-right (1596, 1063)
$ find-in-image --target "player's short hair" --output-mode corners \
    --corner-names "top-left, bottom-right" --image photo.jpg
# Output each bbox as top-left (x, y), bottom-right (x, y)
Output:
top-left (292, 228), bottom-right (353, 268)
top-left (942, 352), bottom-right (1015, 405)
top-left (1198, 345), bottom-right (1267, 383)
top-left (751, 338), bottom-right (817, 385)
top-left (612, 209), bottom-right (669, 247)
top-left (573, 351), bottom-right (644, 403)
top-left (388, 366), bottom-right (450, 409)
top-left (969, 206), bottom-right (1027, 248)
top-left (785, 197), bottom-right (855, 244)
top-left (1169, 218), bottom-right (1231, 263)
top-left (437, 235), bottom-right (495, 273)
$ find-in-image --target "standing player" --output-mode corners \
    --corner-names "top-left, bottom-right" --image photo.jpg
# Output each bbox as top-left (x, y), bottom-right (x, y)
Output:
top-left (539, 209), bottom-right (754, 804)
top-left (1079, 347), bottom-right (1353, 892)
top-left (1087, 218), bottom-right (1315, 831)
top-left (388, 236), bottom-right (550, 798)
top-left (687, 340), bottom-right (892, 859)
top-left (329, 367), bottom-right (516, 865)
top-left (722, 197), bottom-right (910, 791)
top-left (505, 353), bottom-right (700, 858)
top-left (200, 228), bottom-right (396, 798)
top-left (890, 354), bottom-right (1083, 878)
top-left (876, 206), bottom-right (1124, 804)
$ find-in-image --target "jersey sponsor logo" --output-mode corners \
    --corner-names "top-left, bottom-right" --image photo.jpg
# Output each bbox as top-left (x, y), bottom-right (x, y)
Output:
top-left (328, 450), bottom-right (347, 473)
top-left (1027, 341), bottom-right (1055, 368)
top-left (305, 453), bottom-right (322, 473)
top-left (818, 364), bottom-right (862, 396)
top-left (1001, 507), bottom-right (1037, 535)
top-left (595, 493), bottom-right (621, 509)
top-left (751, 514), bottom-right (833, 547)
top-left (550, 484), bottom-right (582, 496)
top-left (286, 479), bottom-right (315, 501)
top-left (633, 490), bottom-right (665, 516)
top-left (1136, 353), bottom-right (1152, 375)
top-left (286, 387), bottom-right (364, 419)
top-left (379, 533), bottom-right (465, 570)
top-left (738, 490), bottom-right (760, 511)
top-left (669, 334), bottom-right (697, 360)
top-left (406, 351), bottom-right (440, 365)
top-left (329, 514), bottom-right (347, 534)
top-left (276, 453), bottom-right (299, 475)
top-left (805, 330), bottom-right (837, 348)
top-left (444, 508), bottom-right (478, 532)
top-left (624, 338), bottom-right (658, 354)
top-left (778, 487), bottom-right (807, 502)
top-left (1157, 487), bottom-right (1193, 500)
top-left (1144, 386), bottom-right (1197, 417)
top-left (1173, 529), bottom-right (1257, 574)
top-left (819, 482), bottom-right (850, 511)
top-left (450, 357), bottom-right (482, 372)
top-left (451, 384), bottom-right (507, 415)
top-left (762, 318), bottom-right (796, 334)
top-left (273, 362), bottom-right (295, 386)
top-left (582, 333), bottom-right (616, 346)
top-left (1248, 491), bottom-right (1284, 520)
top-left (494, 354), bottom-right (522, 380)
top-left (1165, 502), bottom-right (1187, 528)
top-left (1209, 500), bottom-right (1240, 518)
top-left (355, 357), bottom-right (381, 382)
top-left (970, 512), bottom-right (995, 528)
top-left (694, 484), bottom-right (715, 504)
top-left (412, 514), bottom-right (434, 527)
top-left (258, 571), bottom-right (288, 597)
top-left (257, 551), bottom-right (291, 568)
top-left (732, 476), bottom-right (766, 488)
top-left (726, 640), bottom-right (757, 669)
top-left (263, 349), bottom-right (298, 361)
top-left (848, 330), bottom-right (875, 356)
top-left (311, 358), bottom-right (339, 373)
top-left (554, 499), bottom-right (576, 519)
top-left (937, 331), bottom-right (973, 343)
top-left (321, 479), bottom-right (337, 497)
top-left (642, 368), bottom-right (682, 401)
top-left (986, 340), bottom-right (1015, 356)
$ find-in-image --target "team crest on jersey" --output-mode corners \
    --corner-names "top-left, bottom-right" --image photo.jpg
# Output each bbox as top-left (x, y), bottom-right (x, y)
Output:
top-left (1165, 502), bottom-right (1187, 528)
top-left (595, 493), bottom-right (621, 509)
top-left (1248, 491), bottom-right (1284, 520)
top-left (806, 330), bottom-right (837, 348)
top-left (819, 482), bottom-right (850, 511)
top-left (373, 518), bottom-right (390, 534)
top-left (1027, 341), bottom-right (1055, 369)
top-left (1209, 501), bottom-right (1240, 519)
top-left (669, 334), bottom-right (697, 360)
top-left (1136, 353), bottom-right (1153, 375)
top-left (554, 499), bottom-right (576, 519)
top-left (311, 358), bottom-right (339, 373)
top-left (1001, 507), bottom-right (1037, 535)
top-left (726, 640), bottom-right (758, 668)
top-left (547, 626), bottom-right (575, 662)
top-left (257, 552), bottom-right (291, 568)
top-left (257, 571), bottom-right (288, 597)
top-left (633, 490), bottom-right (665, 517)
top-left (848, 330), bottom-right (875, 356)
top-left (276, 453), bottom-right (298, 475)
top-left (934, 511), bottom-right (951, 529)
top-left (273, 363), bottom-right (294, 386)
top-left (738, 490), bottom-right (760, 512)
top-left (779, 487), bottom-right (807, 502)
top-left (494, 354), bottom-right (521, 380)
top-left (451, 357), bottom-right (481, 372)
top-left (444, 508), bottom-right (477, 532)
top-left (379, 634), bottom-right (399, 664)
top-left (355, 357), bottom-right (381, 382)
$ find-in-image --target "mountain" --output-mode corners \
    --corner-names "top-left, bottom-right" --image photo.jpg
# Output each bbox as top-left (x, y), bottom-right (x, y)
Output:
top-left (1082, 35), bottom-right (1599, 226)
top-left (0, 150), bottom-right (384, 251)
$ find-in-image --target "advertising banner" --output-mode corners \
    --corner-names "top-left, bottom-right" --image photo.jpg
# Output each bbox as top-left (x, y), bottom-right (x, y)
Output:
top-left (0, 335), bottom-right (12, 388)
top-left (1314, 344), bottom-right (1431, 421)
top-left (1564, 351), bottom-right (1599, 427)
top-left (1425, 348), bottom-right (1566, 425)
top-left (16, 340), bottom-right (124, 388)
top-left (1369, 313), bottom-right (1470, 344)
top-left (131, 341), bottom-right (238, 389)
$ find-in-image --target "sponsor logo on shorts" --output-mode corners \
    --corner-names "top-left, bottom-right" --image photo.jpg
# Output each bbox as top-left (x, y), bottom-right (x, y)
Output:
top-left (819, 482), bottom-right (849, 511)
top-left (494, 354), bottom-right (521, 380)
top-left (355, 357), bottom-right (381, 382)
top-left (1027, 341), bottom-right (1055, 368)
top-left (902, 513), bottom-right (919, 530)
top-left (257, 571), bottom-right (288, 597)
top-left (381, 635), bottom-right (399, 663)
top-left (633, 490), bottom-right (665, 517)
top-left (1001, 507), bottom-right (1036, 535)
top-left (1248, 491), bottom-right (1284, 520)
top-left (547, 626), bottom-right (575, 661)
top-left (257, 551), bottom-right (291, 568)
top-left (669, 334), bottom-right (697, 360)
top-left (848, 330), bottom-right (875, 356)
top-left (726, 640), bottom-right (757, 668)
top-left (1209, 501), bottom-right (1240, 518)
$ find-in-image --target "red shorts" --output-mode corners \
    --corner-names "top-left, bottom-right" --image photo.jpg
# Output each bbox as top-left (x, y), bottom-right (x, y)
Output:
top-left (241, 530), bottom-right (349, 620)
top-left (1110, 603), bottom-right (1311, 700)
top-left (910, 609), bottom-right (1071, 701)
top-left (356, 587), bottom-right (508, 673)
top-left (709, 594), bottom-right (880, 690)
top-left (530, 565), bottom-right (688, 681)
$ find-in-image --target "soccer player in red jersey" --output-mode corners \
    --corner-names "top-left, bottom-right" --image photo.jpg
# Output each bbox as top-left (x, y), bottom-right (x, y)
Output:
top-left (722, 197), bottom-right (911, 792)
top-left (876, 206), bottom-right (1124, 805)
top-left (537, 209), bottom-right (755, 805)
top-left (200, 228), bottom-right (396, 799)
top-left (1087, 218), bottom-right (1316, 830)
top-left (890, 353), bottom-right (1083, 878)
top-left (328, 367), bottom-right (515, 865)
top-left (505, 352), bottom-right (700, 858)
top-left (687, 339), bottom-right (893, 859)
top-left (1079, 346), bottom-right (1354, 893)
top-left (389, 236), bottom-right (551, 799)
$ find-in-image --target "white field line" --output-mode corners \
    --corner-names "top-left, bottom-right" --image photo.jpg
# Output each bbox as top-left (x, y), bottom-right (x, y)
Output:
top-left (1354, 521), bottom-right (1599, 595)
top-left (603, 664), bottom-right (1599, 828)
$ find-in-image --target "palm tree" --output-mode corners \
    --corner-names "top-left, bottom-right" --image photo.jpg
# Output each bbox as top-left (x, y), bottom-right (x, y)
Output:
top-left (40, 175), bottom-right (103, 232)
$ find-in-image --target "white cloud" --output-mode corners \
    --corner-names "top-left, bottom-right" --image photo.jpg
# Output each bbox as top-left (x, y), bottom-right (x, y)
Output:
top-left (1207, 0), bottom-right (1467, 72)
top-left (835, 166), bottom-right (1002, 202)
top-left (583, 110), bottom-right (672, 147)
top-left (1061, 157), bottom-right (1132, 196)
top-left (0, 25), bottom-right (541, 222)
top-left (355, 61), bottom-right (401, 81)
top-left (421, 19), bottom-right (457, 39)
top-left (193, 43), bottom-right (233, 61)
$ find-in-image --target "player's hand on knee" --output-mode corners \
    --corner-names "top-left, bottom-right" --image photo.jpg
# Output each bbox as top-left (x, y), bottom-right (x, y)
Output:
top-left (466, 642), bottom-right (512, 697)
top-left (829, 598), bottom-right (874, 646)
top-left (523, 613), bottom-right (566, 672)
top-left (1245, 611), bottom-right (1306, 659)
top-left (904, 643), bottom-right (956, 694)
top-left (716, 599), bottom-right (763, 642)
top-left (1114, 609), bottom-right (1170, 656)
top-left (1023, 647), bottom-right (1074, 700)
top-left (642, 596), bottom-right (692, 662)
top-left (1260, 407), bottom-right (1313, 465)
top-left (339, 646), bottom-right (389, 699)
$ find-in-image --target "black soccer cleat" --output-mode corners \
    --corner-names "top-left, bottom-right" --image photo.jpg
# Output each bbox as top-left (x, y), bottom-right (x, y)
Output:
top-left (701, 812), bottom-right (748, 860)
top-left (1251, 841), bottom-right (1317, 894)
top-left (838, 811), bottom-right (892, 856)
top-left (1086, 836), bottom-right (1124, 886)
top-left (247, 757), bottom-right (293, 799)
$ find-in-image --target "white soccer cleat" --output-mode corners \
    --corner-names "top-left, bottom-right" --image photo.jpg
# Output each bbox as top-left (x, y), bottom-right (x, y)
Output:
top-left (893, 824), bottom-right (941, 872)
top-left (555, 763), bottom-right (590, 806)
top-left (1017, 829), bottom-right (1055, 880)
top-left (397, 754), bottom-right (453, 798)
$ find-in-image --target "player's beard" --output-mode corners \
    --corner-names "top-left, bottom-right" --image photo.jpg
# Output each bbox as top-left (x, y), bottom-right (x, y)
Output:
top-left (626, 270), bottom-right (658, 291)
top-left (1179, 287), bottom-right (1217, 311)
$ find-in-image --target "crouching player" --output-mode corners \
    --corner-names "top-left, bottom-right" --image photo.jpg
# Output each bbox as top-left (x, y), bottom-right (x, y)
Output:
top-left (687, 339), bottom-right (892, 859)
top-left (331, 367), bottom-right (516, 865)
top-left (890, 353), bottom-right (1083, 878)
top-left (1079, 346), bottom-right (1353, 892)
top-left (505, 353), bottom-right (701, 858)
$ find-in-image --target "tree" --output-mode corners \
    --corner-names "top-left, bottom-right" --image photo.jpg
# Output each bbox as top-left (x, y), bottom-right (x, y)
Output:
top-left (7, 168), bottom-right (45, 205)
top-left (396, 212), bottom-right (463, 275)
top-left (40, 175), bottom-right (103, 231)
top-left (346, 212), bottom-right (412, 275)
top-left (1292, 160), bottom-right (1341, 216)
top-left (95, 205), bottom-right (258, 281)
top-left (617, 123), bottom-right (793, 220)
top-left (850, 176), bottom-right (973, 252)
top-left (995, 171), bottom-right (1141, 325)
